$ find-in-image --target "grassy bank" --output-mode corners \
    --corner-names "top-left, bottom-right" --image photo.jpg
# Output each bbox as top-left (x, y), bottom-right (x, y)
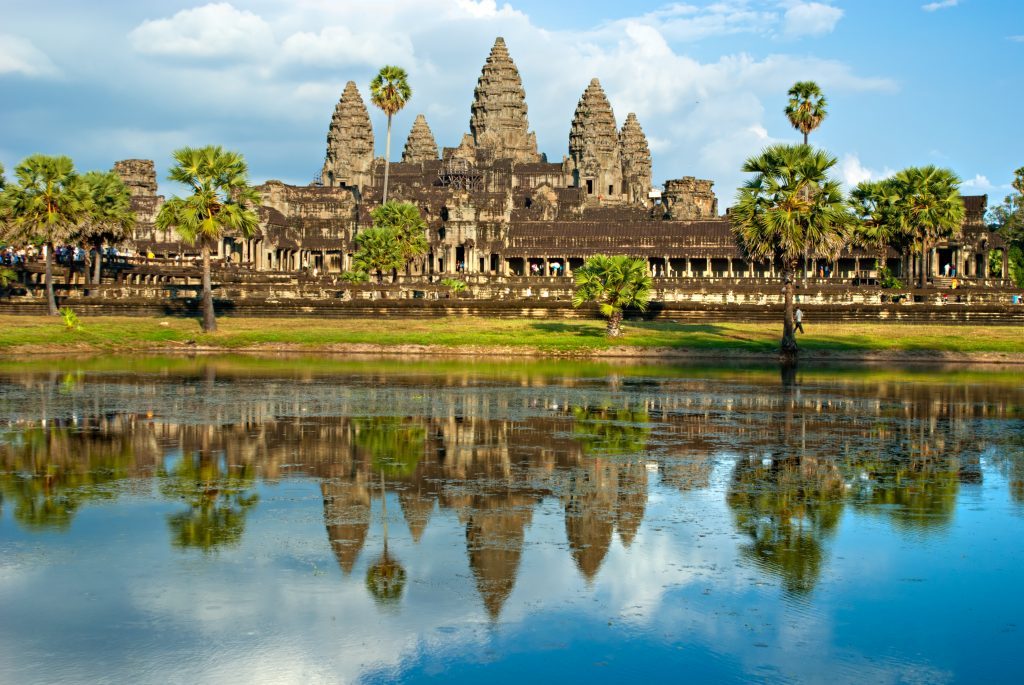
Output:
top-left (0, 315), bottom-right (1022, 360)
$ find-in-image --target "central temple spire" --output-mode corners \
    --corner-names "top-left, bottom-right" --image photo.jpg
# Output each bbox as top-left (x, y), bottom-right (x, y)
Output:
top-left (469, 37), bottom-right (541, 163)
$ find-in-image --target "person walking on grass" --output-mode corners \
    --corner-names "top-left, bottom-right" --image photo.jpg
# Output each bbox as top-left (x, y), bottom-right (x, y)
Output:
top-left (795, 307), bottom-right (805, 334)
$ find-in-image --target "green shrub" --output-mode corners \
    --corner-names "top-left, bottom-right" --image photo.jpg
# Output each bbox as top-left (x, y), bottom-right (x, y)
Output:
top-left (440, 278), bottom-right (468, 293)
top-left (60, 307), bottom-right (81, 331)
top-left (340, 270), bottom-right (370, 284)
top-left (878, 267), bottom-right (904, 290)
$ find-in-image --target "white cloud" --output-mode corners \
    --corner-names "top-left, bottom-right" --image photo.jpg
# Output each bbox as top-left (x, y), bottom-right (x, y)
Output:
top-left (783, 3), bottom-right (844, 37)
top-left (838, 154), bottom-right (896, 188)
top-left (129, 3), bottom-right (274, 59)
top-left (279, 26), bottom-right (416, 68)
top-left (922, 0), bottom-right (958, 11)
top-left (961, 174), bottom-right (1009, 194)
top-left (0, 34), bottom-right (58, 77)
top-left (1009, 35), bottom-right (1024, 42)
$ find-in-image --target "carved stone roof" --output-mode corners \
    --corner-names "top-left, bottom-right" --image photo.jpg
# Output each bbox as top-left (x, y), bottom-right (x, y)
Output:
top-left (402, 114), bottom-right (439, 163)
top-left (321, 81), bottom-right (375, 186)
top-left (619, 113), bottom-right (652, 195)
top-left (569, 79), bottom-right (620, 169)
top-left (469, 37), bottom-right (541, 163)
top-left (113, 159), bottom-right (158, 198)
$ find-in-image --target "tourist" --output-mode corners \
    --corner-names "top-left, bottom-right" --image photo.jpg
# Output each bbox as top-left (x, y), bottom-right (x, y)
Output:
top-left (795, 307), bottom-right (805, 334)
top-left (944, 262), bottom-right (951, 277)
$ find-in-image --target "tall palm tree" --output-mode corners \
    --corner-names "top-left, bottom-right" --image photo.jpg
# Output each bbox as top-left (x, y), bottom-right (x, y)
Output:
top-left (850, 179), bottom-right (905, 276)
top-left (156, 146), bottom-right (260, 332)
top-left (81, 171), bottom-right (136, 284)
top-left (889, 166), bottom-right (965, 289)
top-left (370, 65), bottom-right (412, 203)
top-left (785, 81), bottom-right (827, 145)
top-left (732, 144), bottom-right (851, 362)
top-left (571, 254), bottom-right (652, 337)
top-left (0, 155), bottom-right (90, 315)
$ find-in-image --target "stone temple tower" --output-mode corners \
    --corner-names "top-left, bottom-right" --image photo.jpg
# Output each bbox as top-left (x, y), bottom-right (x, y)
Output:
top-left (321, 81), bottom-right (375, 191)
top-left (619, 113), bottom-right (653, 205)
top-left (469, 37), bottom-right (541, 163)
top-left (402, 114), bottom-right (439, 163)
top-left (568, 78), bottom-right (623, 200)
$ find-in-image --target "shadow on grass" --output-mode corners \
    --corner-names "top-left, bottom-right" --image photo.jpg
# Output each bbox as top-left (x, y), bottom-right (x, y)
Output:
top-left (529, 322), bottom-right (606, 338)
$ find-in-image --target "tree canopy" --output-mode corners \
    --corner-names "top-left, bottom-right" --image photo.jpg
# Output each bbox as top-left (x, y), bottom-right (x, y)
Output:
top-left (888, 165), bottom-right (964, 288)
top-left (571, 254), bottom-right (652, 337)
top-left (784, 81), bottom-right (827, 145)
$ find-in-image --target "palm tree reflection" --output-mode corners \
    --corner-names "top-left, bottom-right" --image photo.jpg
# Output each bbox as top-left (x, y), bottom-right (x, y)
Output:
top-left (159, 448), bottom-right (259, 552)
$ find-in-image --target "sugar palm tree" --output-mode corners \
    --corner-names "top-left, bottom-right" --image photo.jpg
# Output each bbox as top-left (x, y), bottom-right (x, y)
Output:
top-left (370, 66), bottom-right (412, 203)
top-left (81, 171), bottom-right (136, 284)
top-left (352, 226), bottom-right (404, 284)
top-left (156, 146), bottom-right (260, 332)
top-left (371, 200), bottom-right (428, 273)
top-left (0, 155), bottom-right (90, 315)
top-left (785, 81), bottom-right (827, 145)
top-left (850, 179), bottom-right (905, 276)
top-left (732, 144), bottom-right (852, 362)
top-left (889, 166), bottom-right (964, 289)
top-left (571, 254), bottom-right (652, 337)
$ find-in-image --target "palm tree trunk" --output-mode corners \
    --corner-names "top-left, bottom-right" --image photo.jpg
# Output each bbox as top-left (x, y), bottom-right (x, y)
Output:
top-left (803, 131), bottom-right (808, 146)
top-left (201, 242), bottom-right (217, 333)
top-left (383, 113), bottom-right (392, 203)
top-left (606, 309), bottom-right (623, 337)
top-left (919, 240), bottom-right (929, 289)
top-left (45, 242), bottom-right (58, 316)
top-left (781, 259), bottom-right (798, 363)
top-left (93, 240), bottom-right (103, 285)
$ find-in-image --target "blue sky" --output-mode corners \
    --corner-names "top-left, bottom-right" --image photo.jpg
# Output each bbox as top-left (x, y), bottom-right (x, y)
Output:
top-left (0, 0), bottom-right (1021, 206)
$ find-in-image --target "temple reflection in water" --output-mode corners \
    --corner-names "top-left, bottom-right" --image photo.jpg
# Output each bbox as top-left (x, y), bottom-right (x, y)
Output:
top-left (1, 360), bottom-right (1021, 617)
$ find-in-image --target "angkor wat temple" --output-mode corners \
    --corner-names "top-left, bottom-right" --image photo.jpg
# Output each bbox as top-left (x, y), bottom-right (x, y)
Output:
top-left (117, 37), bottom-right (1007, 285)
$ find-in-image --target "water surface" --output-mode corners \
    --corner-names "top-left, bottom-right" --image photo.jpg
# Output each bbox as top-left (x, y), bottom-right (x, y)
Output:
top-left (1, 356), bottom-right (1022, 684)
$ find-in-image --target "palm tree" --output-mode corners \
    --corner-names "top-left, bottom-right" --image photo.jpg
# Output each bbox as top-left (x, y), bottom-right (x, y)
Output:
top-left (81, 171), bottom-right (136, 284)
top-left (785, 81), bottom-right (827, 145)
top-left (889, 166), bottom-right (965, 289)
top-left (850, 179), bottom-right (904, 277)
top-left (732, 144), bottom-right (851, 362)
top-left (0, 155), bottom-right (90, 315)
top-left (156, 146), bottom-right (260, 332)
top-left (370, 66), bottom-right (412, 203)
top-left (571, 254), bottom-right (652, 337)
top-left (352, 226), bottom-right (404, 284)
top-left (371, 200), bottom-right (428, 273)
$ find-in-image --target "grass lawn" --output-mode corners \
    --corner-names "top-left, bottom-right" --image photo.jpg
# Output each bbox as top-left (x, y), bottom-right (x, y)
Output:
top-left (0, 315), bottom-right (1021, 357)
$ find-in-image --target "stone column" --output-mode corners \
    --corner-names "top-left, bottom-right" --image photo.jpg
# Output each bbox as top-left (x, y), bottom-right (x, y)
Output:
top-left (1003, 250), bottom-right (1009, 280)
top-left (685, 258), bottom-right (692, 277)
top-left (705, 257), bottom-right (712, 276)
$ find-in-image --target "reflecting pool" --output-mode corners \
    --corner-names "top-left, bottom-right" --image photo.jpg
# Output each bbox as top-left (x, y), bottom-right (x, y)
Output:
top-left (1, 356), bottom-right (1022, 684)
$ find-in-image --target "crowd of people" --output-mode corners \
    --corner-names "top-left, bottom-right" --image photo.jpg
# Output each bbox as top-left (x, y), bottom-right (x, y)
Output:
top-left (0, 244), bottom-right (127, 268)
